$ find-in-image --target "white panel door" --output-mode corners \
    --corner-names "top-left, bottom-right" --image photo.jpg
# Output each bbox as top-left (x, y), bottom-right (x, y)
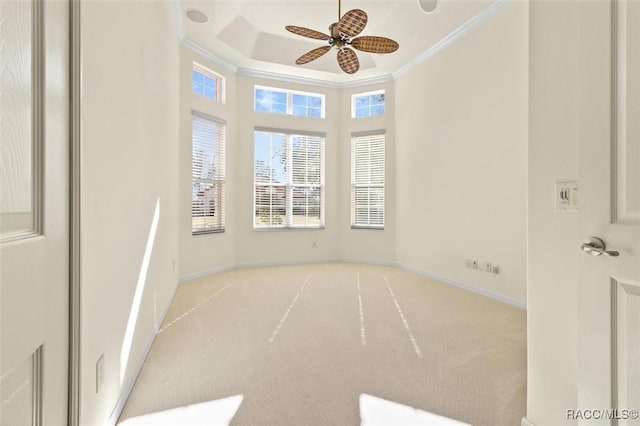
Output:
top-left (578, 0), bottom-right (640, 424)
top-left (0, 0), bottom-right (69, 424)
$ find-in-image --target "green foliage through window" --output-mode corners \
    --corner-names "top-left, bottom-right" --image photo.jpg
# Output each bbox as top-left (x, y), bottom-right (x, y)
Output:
top-left (254, 130), bottom-right (324, 228)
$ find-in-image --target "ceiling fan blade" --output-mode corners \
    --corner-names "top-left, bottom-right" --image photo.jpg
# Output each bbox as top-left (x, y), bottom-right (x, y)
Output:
top-left (285, 25), bottom-right (330, 40)
top-left (338, 9), bottom-right (368, 37)
top-left (351, 36), bottom-right (400, 54)
top-left (337, 47), bottom-right (360, 74)
top-left (296, 46), bottom-right (332, 65)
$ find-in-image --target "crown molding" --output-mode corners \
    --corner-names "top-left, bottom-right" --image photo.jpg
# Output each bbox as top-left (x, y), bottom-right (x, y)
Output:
top-left (237, 67), bottom-right (394, 89)
top-left (170, 0), bottom-right (185, 41)
top-left (393, 0), bottom-right (511, 79)
top-left (174, 0), bottom-right (510, 87)
top-left (182, 37), bottom-right (238, 73)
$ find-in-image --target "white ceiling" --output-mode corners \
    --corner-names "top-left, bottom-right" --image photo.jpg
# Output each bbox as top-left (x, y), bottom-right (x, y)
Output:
top-left (178, 0), bottom-right (497, 83)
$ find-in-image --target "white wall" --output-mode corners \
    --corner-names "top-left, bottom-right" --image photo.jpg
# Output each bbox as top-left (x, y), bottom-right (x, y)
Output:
top-left (179, 55), bottom-right (397, 276)
top-left (338, 82), bottom-right (396, 263)
top-left (74, 1), bottom-right (532, 423)
top-left (394, 1), bottom-right (529, 305)
top-left (80, 1), bottom-right (179, 425)
top-left (233, 76), bottom-right (341, 265)
top-left (179, 49), bottom-right (237, 278)
top-left (178, 6), bottom-right (528, 309)
top-left (526, 1), bottom-right (580, 424)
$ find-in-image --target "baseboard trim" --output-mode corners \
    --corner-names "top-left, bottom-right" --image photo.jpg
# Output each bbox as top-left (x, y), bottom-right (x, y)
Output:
top-left (338, 257), bottom-right (397, 267)
top-left (180, 259), bottom-right (526, 310)
top-left (234, 257), bottom-right (339, 270)
top-left (521, 417), bottom-right (536, 426)
top-left (179, 258), bottom-right (340, 283)
top-left (396, 262), bottom-right (526, 310)
top-left (179, 265), bottom-right (236, 283)
top-left (106, 278), bottom-right (180, 426)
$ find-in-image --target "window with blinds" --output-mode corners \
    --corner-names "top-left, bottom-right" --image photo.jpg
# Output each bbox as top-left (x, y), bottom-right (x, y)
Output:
top-left (192, 112), bottom-right (225, 234)
top-left (254, 129), bottom-right (324, 228)
top-left (351, 132), bottom-right (385, 228)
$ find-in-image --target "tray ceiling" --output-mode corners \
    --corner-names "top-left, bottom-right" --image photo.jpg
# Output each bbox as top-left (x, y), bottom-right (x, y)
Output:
top-left (178, 0), bottom-right (499, 83)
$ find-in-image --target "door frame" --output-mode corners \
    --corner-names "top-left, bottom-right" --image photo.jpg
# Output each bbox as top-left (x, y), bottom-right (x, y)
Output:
top-left (69, 0), bottom-right (81, 424)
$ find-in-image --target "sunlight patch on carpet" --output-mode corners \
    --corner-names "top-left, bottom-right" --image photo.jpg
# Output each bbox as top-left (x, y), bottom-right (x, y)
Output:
top-left (119, 395), bottom-right (243, 426)
top-left (360, 394), bottom-right (470, 425)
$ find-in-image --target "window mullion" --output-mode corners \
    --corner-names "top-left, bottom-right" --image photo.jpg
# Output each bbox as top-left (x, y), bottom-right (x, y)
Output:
top-left (286, 135), bottom-right (293, 226)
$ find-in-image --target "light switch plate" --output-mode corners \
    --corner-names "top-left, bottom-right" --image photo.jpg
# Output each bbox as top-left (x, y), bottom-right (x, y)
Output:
top-left (555, 181), bottom-right (578, 212)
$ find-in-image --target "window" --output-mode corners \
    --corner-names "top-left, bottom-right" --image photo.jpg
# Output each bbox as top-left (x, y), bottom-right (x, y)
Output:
top-left (192, 63), bottom-right (223, 102)
top-left (351, 132), bottom-right (385, 228)
top-left (254, 129), bottom-right (324, 228)
top-left (352, 90), bottom-right (385, 118)
top-left (192, 113), bottom-right (225, 234)
top-left (254, 86), bottom-right (325, 118)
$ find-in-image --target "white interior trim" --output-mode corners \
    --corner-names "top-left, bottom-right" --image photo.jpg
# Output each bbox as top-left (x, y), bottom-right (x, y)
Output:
top-left (106, 279), bottom-right (180, 426)
top-left (234, 257), bottom-right (339, 270)
top-left (392, 0), bottom-right (511, 79)
top-left (182, 37), bottom-right (238, 73)
top-left (521, 417), bottom-right (536, 426)
top-left (170, 0), bottom-right (185, 41)
top-left (175, 0), bottom-right (510, 88)
top-left (179, 265), bottom-right (236, 283)
top-left (180, 259), bottom-right (527, 310)
top-left (397, 262), bottom-right (526, 310)
top-left (237, 66), bottom-right (394, 89)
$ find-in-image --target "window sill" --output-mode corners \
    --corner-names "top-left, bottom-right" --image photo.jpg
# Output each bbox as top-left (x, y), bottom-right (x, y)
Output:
top-left (351, 225), bottom-right (384, 230)
top-left (253, 226), bottom-right (325, 232)
top-left (192, 229), bottom-right (225, 236)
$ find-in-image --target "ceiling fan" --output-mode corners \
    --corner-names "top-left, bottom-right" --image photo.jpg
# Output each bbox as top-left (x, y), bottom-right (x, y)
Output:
top-left (285, 0), bottom-right (399, 74)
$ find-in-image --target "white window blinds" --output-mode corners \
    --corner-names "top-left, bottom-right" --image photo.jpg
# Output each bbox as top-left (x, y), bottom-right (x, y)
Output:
top-left (254, 130), bottom-right (324, 228)
top-left (192, 113), bottom-right (225, 234)
top-left (351, 133), bottom-right (385, 228)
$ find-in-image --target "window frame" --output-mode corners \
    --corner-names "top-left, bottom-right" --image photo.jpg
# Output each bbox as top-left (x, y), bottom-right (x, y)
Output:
top-left (351, 131), bottom-right (385, 229)
top-left (191, 111), bottom-right (226, 235)
top-left (351, 89), bottom-right (386, 119)
top-left (254, 85), bottom-right (326, 118)
top-left (253, 128), bottom-right (325, 230)
top-left (192, 62), bottom-right (225, 103)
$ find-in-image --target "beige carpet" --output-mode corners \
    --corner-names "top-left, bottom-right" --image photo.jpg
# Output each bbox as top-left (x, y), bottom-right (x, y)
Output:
top-left (118, 262), bottom-right (526, 426)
